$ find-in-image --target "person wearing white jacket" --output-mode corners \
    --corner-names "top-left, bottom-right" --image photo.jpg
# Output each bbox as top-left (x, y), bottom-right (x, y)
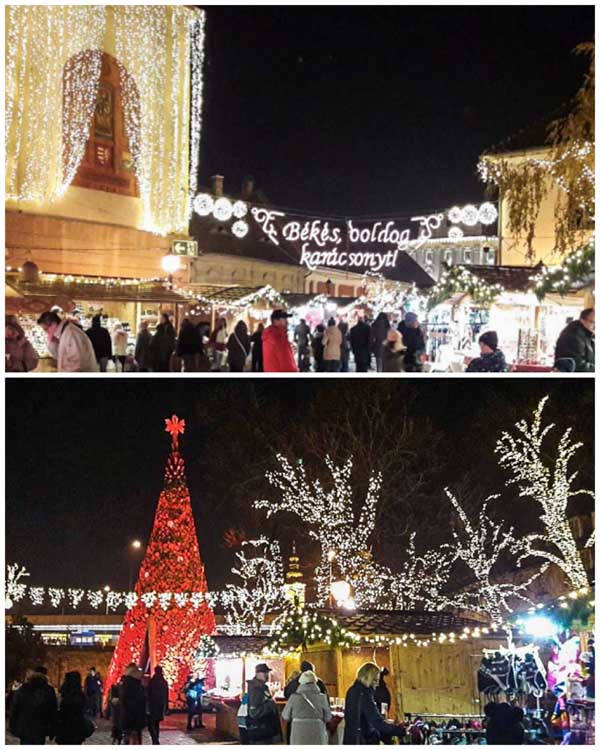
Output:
top-left (37, 311), bottom-right (98, 372)
top-left (323, 318), bottom-right (342, 372)
top-left (282, 671), bottom-right (332, 745)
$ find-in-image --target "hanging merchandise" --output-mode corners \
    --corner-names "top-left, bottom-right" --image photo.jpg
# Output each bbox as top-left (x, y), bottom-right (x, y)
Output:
top-left (479, 644), bottom-right (547, 700)
top-left (514, 651), bottom-right (547, 697)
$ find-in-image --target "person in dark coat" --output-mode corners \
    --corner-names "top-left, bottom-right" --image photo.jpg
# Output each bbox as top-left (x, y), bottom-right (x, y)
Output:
top-left (108, 681), bottom-right (123, 745)
top-left (294, 319), bottom-right (312, 371)
top-left (150, 314), bottom-right (176, 372)
top-left (227, 320), bottom-right (251, 372)
top-left (397, 312), bottom-right (426, 372)
top-left (134, 321), bottom-right (153, 372)
top-left (120, 664), bottom-right (146, 745)
top-left (246, 663), bottom-right (282, 745)
top-left (373, 667), bottom-right (391, 714)
top-left (339, 320), bottom-right (350, 372)
top-left (147, 666), bottom-right (169, 745)
top-left (350, 318), bottom-right (371, 372)
top-left (370, 313), bottom-right (390, 372)
top-left (250, 323), bottom-right (264, 372)
top-left (484, 702), bottom-right (525, 745)
top-left (9, 666), bottom-right (58, 745)
top-left (84, 667), bottom-right (103, 718)
top-left (312, 324), bottom-right (325, 372)
top-left (176, 319), bottom-right (203, 372)
top-left (56, 671), bottom-right (93, 745)
top-left (184, 674), bottom-right (205, 730)
top-left (466, 331), bottom-right (508, 373)
top-left (343, 662), bottom-right (405, 745)
top-left (554, 308), bottom-right (595, 372)
top-left (381, 330), bottom-right (406, 373)
top-left (86, 315), bottom-right (113, 372)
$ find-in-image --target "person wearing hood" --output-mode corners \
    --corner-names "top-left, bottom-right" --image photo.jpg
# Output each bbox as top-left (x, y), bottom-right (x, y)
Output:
top-left (5, 315), bottom-right (39, 373)
top-left (466, 331), bottom-right (508, 373)
top-left (343, 662), bottom-right (406, 745)
top-left (227, 320), bottom-right (251, 372)
top-left (149, 313), bottom-right (176, 372)
top-left (134, 321), bottom-right (153, 372)
top-left (554, 308), bottom-right (594, 372)
top-left (323, 318), bottom-right (342, 372)
top-left (56, 671), bottom-right (94, 745)
top-left (282, 670), bottom-right (332, 745)
top-left (120, 664), bottom-right (146, 744)
top-left (86, 315), bottom-right (112, 372)
top-left (397, 312), bottom-right (426, 372)
top-left (262, 310), bottom-right (298, 373)
top-left (382, 329), bottom-right (406, 373)
top-left (147, 666), bottom-right (169, 745)
top-left (350, 318), bottom-right (371, 372)
top-left (246, 663), bottom-right (282, 744)
top-left (370, 313), bottom-right (390, 372)
top-left (9, 665), bottom-right (58, 744)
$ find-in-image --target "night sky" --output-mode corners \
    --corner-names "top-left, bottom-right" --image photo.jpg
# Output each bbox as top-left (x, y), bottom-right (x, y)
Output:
top-left (6, 378), bottom-right (594, 602)
top-left (198, 5), bottom-right (594, 215)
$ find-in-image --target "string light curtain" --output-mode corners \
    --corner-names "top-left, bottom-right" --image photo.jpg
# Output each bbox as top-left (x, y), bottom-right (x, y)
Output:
top-left (5, 5), bottom-right (205, 235)
top-left (5, 5), bottom-right (106, 202)
top-left (113, 5), bottom-right (203, 235)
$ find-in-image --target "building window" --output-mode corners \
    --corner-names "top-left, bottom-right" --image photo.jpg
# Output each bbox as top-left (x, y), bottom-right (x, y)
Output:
top-left (443, 249), bottom-right (453, 265)
top-left (66, 52), bottom-right (139, 197)
top-left (425, 250), bottom-right (434, 267)
top-left (463, 249), bottom-right (472, 264)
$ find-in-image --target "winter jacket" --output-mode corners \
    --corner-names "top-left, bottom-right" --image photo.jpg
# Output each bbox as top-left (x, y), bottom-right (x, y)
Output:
top-left (176, 324), bottom-right (203, 357)
top-left (150, 323), bottom-right (176, 371)
top-left (9, 673), bottom-right (58, 742)
top-left (284, 675), bottom-right (329, 702)
top-left (294, 322), bottom-right (311, 350)
top-left (262, 325), bottom-right (298, 373)
top-left (397, 321), bottom-right (426, 371)
top-left (147, 673), bottom-right (169, 721)
top-left (84, 674), bottom-right (102, 696)
top-left (250, 330), bottom-right (264, 371)
top-left (343, 680), bottom-right (405, 745)
top-left (382, 342), bottom-right (405, 372)
top-left (120, 675), bottom-right (146, 732)
top-left (323, 325), bottom-right (342, 361)
top-left (86, 321), bottom-right (112, 360)
top-left (485, 704), bottom-right (525, 745)
top-left (47, 320), bottom-right (98, 372)
top-left (554, 320), bottom-right (595, 372)
top-left (246, 677), bottom-right (282, 743)
top-left (312, 330), bottom-right (325, 369)
top-left (350, 321), bottom-right (371, 369)
top-left (56, 690), bottom-right (90, 744)
top-left (370, 317), bottom-right (390, 358)
top-left (373, 677), bottom-right (391, 712)
top-left (134, 330), bottom-right (153, 370)
top-left (227, 326), bottom-right (251, 372)
top-left (113, 329), bottom-right (128, 357)
top-left (466, 349), bottom-right (508, 373)
top-left (282, 682), bottom-right (332, 745)
top-left (5, 336), bottom-right (39, 372)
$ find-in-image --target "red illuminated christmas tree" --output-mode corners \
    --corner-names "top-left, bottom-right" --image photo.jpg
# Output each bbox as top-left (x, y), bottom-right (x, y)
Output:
top-left (104, 415), bottom-right (216, 703)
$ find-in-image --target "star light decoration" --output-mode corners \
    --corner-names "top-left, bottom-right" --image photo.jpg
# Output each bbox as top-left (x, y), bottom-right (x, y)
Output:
top-left (495, 396), bottom-right (593, 590)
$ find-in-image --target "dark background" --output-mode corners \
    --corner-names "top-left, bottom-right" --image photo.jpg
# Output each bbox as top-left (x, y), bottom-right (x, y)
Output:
top-left (199, 5), bottom-right (594, 215)
top-left (6, 378), bottom-right (594, 600)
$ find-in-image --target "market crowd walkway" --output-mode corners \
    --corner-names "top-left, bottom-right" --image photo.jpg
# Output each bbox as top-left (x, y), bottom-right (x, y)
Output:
top-left (4, 712), bottom-right (239, 745)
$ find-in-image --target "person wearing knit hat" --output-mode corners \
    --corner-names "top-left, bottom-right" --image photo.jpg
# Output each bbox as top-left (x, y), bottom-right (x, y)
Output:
top-left (466, 330), bottom-right (508, 373)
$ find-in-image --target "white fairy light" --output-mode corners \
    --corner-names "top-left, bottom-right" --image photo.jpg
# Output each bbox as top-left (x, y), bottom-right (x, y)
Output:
top-left (29, 588), bottom-right (45, 606)
top-left (190, 592), bottom-right (205, 609)
top-left (158, 592), bottom-right (172, 610)
top-left (461, 204), bottom-right (480, 227)
top-left (448, 206), bottom-right (463, 223)
top-left (189, 12), bottom-right (206, 204)
top-left (232, 200), bottom-right (248, 218)
top-left (232, 219), bottom-right (249, 238)
top-left (448, 226), bottom-right (464, 242)
top-left (193, 193), bottom-right (214, 217)
top-left (141, 592), bottom-right (157, 609)
top-left (67, 589), bottom-right (85, 608)
top-left (495, 396), bottom-right (592, 589)
top-left (5, 564), bottom-right (30, 604)
top-left (213, 197), bottom-right (233, 222)
top-left (124, 592), bottom-right (138, 610)
top-left (87, 590), bottom-right (104, 609)
top-left (106, 592), bottom-right (123, 611)
top-left (174, 592), bottom-right (189, 608)
top-left (478, 202), bottom-right (498, 225)
top-left (48, 588), bottom-right (65, 608)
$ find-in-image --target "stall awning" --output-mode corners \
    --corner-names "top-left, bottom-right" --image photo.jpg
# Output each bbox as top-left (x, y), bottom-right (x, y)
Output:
top-left (214, 635), bottom-right (271, 654)
top-left (282, 293), bottom-right (358, 309)
top-left (329, 609), bottom-right (505, 637)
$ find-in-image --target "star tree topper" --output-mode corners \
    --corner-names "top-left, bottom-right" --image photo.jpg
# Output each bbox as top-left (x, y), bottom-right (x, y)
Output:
top-left (165, 414), bottom-right (185, 450)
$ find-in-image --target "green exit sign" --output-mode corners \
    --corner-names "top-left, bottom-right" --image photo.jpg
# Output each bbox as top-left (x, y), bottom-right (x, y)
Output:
top-left (172, 240), bottom-right (198, 257)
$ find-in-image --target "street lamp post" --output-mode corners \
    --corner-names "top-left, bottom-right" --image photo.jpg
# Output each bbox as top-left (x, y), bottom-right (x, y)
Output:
top-left (103, 585), bottom-right (111, 616)
top-left (128, 540), bottom-right (143, 592)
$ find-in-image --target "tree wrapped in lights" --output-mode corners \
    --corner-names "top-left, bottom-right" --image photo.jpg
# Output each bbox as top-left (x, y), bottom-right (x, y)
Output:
top-left (5, 564), bottom-right (30, 609)
top-left (255, 455), bottom-right (384, 607)
top-left (478, 44), bottom-right (594, 259)
top-left (495, 397), bottom-right (592, 589)
top-left (442, 491), bottom-right (542, 625)
top-left (391, 534), bottom-right (455, 611)
top-left (220, 538), bottom-right (289, 635)
top-left (105, 415), bottom-right (215, 705)
top-left (269, 607), bottom-right (360, 653)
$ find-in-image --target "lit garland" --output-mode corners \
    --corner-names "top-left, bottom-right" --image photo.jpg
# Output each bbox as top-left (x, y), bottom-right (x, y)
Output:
top-left (220, 538), bottom-right (289, 635)
top-left (442, 490), bottom-right (543, 626)
top-left (184, 284), bottom-right (288, 317)
top-left (340, 272), bottom-right (427, 318)
top-left (531, 241), bottom-right (595, 301)
top-left (427, 263), bottom-right (505, 310)
top-left (4, 564), bottom-right (29, 609)
top-left (495, 397), bottom-right (593, 590)
top-left (195, 634), bottom-right (220, 659)
top-left (189, 14), bottom-right (205, 203)
top-left (268, 607), bottom-right (360, 653)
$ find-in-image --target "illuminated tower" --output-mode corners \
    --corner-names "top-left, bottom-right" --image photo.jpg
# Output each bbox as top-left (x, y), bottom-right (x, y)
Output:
top-left (104, 415), bottom-right (216, 703)
top-left (284, 541), bottom-right (306, 607)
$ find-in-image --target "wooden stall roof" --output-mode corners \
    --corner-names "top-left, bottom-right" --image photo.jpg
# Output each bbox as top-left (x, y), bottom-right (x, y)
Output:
top-left (6, 273), bottom-right (192, 304)
top-left (282, 293), bottom-right (358, 309)
top-left (329, 609), bottom-right (504, 637)
top-left (459, 264), bottom-right (543, 292)
top-left (214, 635), bottom-right (271, 654)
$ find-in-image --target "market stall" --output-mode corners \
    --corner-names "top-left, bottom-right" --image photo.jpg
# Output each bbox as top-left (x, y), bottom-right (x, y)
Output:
top-left (184, 284), bottom-right (287, 333)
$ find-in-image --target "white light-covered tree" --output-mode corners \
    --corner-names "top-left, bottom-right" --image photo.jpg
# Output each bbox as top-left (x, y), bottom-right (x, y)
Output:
top-left (442, 490), bottom-right (543, 625)
top-left (392, 532), bottom-right (456, 611)
top-left (5, 564), bottom-right (30, 608)
top-left (220, 537), bottom-right (288, 634)
top-left (495, 396), bottom-right (592, 589)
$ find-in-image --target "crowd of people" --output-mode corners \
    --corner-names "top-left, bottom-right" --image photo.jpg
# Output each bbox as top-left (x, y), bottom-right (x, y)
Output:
top-left (4, 306), bottom-right (594, 374)
top-left (7, 663), bottom-right (170, 745)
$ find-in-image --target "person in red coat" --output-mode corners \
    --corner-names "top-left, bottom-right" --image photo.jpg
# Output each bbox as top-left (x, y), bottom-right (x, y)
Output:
top-left (262, 310), bottom-right (298, 373)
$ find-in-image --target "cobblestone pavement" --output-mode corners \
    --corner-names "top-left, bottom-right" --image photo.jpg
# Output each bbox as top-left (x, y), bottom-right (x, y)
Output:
top-left (5, 712), bottom-right (238, 745)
